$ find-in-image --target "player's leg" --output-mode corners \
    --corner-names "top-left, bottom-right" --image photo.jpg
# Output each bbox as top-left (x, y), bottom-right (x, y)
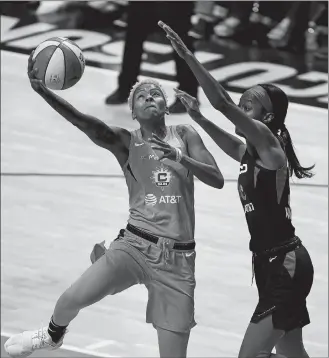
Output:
top-left (4, 247), bottom-right (146, 358)
top-left (273, 245), bottom-right (313, 358)
top-left (144, 243), bottom-right (196, 358)
top-left (275, 328), bottom-right (309, 358)
top-left (52, 248), bottom-right (146, 327)
top-left (156, 326), bottom-right (190, 358)
top-left (238, 315), bottom-right (287, 358)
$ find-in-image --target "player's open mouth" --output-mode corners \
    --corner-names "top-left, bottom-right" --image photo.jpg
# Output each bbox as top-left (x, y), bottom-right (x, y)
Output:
top-left (145, 105), bottom-right (156, 110)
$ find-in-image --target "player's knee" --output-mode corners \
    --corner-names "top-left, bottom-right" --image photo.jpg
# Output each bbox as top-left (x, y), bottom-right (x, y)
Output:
top-left (156, 326), bottom-right (190, 358)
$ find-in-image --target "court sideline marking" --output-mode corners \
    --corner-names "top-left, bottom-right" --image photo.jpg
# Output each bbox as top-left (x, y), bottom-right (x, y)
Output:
top-left (1, 173), bottom-right (327, 188)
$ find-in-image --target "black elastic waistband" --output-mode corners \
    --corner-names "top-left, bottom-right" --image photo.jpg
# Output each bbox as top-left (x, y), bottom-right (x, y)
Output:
top-left (253, 236), bottom-right (302, 258)
top-left (126, 224), bottom-right (196, 250)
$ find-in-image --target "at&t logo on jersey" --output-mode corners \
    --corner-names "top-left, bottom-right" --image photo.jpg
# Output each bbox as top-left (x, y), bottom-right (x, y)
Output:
top-left (144, 194), bottom-right (181, 205)
top-left (145, 194), bottom-right (157, 206)
top-left (151, 165), bottom-right (173, 190)
top-left (159, 195), bottom-right (182, 204)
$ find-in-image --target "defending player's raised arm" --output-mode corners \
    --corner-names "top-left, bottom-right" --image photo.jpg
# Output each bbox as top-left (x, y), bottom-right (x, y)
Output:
top-left (158, 21), bottom-right (272, 150)
top-left (175, 89), bottom-right (246, 162)
top-left (27, 52), bottom-right (130, 162)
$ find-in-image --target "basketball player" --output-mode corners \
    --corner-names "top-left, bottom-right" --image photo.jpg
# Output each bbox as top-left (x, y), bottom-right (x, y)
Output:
top-left (4, 53), bottom-right (224, 358)
top-left (159, 21), bottom-right (315, 358)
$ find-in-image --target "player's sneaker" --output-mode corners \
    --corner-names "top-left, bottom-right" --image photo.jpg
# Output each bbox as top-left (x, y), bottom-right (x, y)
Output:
top-left (4, 326), bottom-right (67, 358)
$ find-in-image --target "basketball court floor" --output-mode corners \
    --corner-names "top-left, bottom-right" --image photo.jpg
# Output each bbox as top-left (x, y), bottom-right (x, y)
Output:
top-left (1, 48), bottom-right (327, 357)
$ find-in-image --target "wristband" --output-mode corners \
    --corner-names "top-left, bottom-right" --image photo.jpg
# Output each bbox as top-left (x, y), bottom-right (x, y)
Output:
top-left (175, 148), bottom-right (182, 163)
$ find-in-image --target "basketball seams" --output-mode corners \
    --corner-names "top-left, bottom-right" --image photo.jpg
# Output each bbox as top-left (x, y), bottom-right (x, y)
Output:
top-left (59, 42), bottom-right (82, 89)
top-left (62, 46), bottom-right (66, 91)
top-left (61, 39), bottom-right (85, 74)
top-left (32, 41), bottom-right (61, 61)
top-left (44, 47), bottom-right (65, 90)
top-left (44, 43), bottom-right (62, 86)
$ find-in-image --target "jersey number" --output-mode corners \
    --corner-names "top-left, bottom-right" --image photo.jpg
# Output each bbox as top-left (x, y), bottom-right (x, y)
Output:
top-left (240, 164), bottom-right (248, 174)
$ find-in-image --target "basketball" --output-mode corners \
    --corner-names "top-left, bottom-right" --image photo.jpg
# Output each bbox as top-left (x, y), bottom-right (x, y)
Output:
top-left (32, 37), bottom-right (85, 90)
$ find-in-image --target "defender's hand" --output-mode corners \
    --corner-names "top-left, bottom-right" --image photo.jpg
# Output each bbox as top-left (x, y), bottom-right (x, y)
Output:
top-left (174, 89), bottom-right (201, 120)
top-left (158, 21), bottom-right (192, 59)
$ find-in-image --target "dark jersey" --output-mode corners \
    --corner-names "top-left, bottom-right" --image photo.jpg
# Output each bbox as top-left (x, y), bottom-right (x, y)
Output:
top-left (237, 150), bottom-right (295, 253)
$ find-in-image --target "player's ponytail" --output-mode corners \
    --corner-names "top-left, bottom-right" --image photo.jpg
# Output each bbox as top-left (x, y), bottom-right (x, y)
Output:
top-left (278, 126), bottom-right (315, 178)
top-left (259, 84), bottom-right (315, 179)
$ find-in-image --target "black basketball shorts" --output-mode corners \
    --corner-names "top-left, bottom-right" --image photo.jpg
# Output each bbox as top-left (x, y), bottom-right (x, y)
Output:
top-left (251, 244), bottom-right (314, 331)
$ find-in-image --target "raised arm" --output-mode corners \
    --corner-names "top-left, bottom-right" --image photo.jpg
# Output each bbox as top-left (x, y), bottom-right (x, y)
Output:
top-left (28, 53), bottom-right (130, 167)
top-left (175, 89), bottom-right (246, 162)
top-left (158, 21), bottom-right (274, 152)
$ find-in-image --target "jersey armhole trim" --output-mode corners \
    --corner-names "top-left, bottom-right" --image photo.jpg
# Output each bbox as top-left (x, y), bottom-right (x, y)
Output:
top-left (121, 130), bottom-right (136, 172)
top-left (245, 150), bottom-right (287, 173)
top-left (173, 125), bottom-right (186, 151)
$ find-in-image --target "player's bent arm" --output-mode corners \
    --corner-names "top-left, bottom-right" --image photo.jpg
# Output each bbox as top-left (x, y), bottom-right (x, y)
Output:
top-left (37, 85), bottom-right (131, 157)
top-left (192, 113), bottom-right (246, 162)
top-left (178, 125), bottom-right (224, 189)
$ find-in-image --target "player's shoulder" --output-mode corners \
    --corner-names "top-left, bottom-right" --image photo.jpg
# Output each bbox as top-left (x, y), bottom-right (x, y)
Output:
top-left (113, 126), bottom-right (131, 148)
top-left (113, 126), bottom-right (131, 137)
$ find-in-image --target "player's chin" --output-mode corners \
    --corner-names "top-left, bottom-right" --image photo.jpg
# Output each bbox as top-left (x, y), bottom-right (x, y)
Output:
top-left (144, 107), bottom-right (158, 115)
top-left (148, 109), bottom-right (166, 119)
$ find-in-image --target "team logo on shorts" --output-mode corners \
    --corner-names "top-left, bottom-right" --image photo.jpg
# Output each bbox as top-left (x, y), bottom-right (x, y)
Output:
top-left (145, 194), bottom-right (157, 206)
top-left (151, 165), bottom-right (173, 190)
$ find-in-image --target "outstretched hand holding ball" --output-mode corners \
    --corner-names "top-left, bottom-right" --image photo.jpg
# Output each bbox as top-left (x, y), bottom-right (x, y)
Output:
top-left (29, 37), bottom-right (85, 91)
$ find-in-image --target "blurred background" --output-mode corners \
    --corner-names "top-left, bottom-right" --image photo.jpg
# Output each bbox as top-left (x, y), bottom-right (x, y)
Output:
top-left (1, 0), bottom-right (328, 108)
top-left (1, 1), bottom-right (328, 357)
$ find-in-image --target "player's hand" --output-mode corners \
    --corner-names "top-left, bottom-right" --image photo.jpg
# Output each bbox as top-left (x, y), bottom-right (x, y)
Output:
top-left (174, 89), bottom-right (201, 120)
top-left (149, 133), bottom-right (178, 161)
top-left (158, 21), bottom-right (192, 59)
top-left (27, 51), bottom-right (44, 93)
